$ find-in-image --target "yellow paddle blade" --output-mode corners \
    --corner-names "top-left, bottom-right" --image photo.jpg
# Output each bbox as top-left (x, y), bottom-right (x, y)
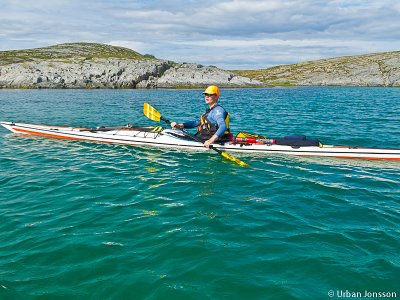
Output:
top-left (143, 102), bottom-right (161, 122)
top-left (221, 151), bottom-right (249, 167)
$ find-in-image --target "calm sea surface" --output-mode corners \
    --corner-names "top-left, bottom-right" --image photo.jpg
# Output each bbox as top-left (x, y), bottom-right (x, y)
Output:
top-left (0, 87), bottom-right (399, 299)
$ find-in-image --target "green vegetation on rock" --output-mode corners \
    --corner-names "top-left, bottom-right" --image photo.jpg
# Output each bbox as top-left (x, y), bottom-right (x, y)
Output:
top-left (232, 51), bottom-right (400, 87)
top-left (0, 42), bottom-right (146, 65)
top-left (1, 42), bottom-right (399, 88)
top-left (0, 42), bottom-right (260, 89)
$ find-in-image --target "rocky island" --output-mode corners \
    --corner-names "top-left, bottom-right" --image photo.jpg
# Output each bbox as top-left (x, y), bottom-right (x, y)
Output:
top-left (1, 42), bottom-right (399, 88)
top-left (0, 43), bottom-right (262, 89)
top-left (234, 51), bottom-right (400, 87)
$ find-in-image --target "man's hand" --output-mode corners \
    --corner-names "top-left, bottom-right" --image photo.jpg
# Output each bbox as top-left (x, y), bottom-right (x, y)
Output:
top-left (204, 135), bottom-right (218, 148)
top-left (171, 122), bottom-right (183, 129)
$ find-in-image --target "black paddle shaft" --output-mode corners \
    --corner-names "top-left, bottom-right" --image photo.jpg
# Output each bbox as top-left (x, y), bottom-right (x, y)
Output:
top-left (160, 116), bottom-right (170, 124)
top-left (160, 116), bottom-right (222, 154)
top-left (180, 129), bottom-right (222, 153)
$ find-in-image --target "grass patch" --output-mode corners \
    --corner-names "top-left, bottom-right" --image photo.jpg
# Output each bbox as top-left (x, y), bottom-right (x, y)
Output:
top-left (231, 51), bottom-right (400, 85)
top-left (0, 42), bottom-right (146, 65)
top-left (269, 81), bottom-right (297, 87)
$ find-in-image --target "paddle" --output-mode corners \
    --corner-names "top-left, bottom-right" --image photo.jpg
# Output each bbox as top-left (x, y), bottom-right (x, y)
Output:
top-left (143, 102), bottom-right (249, 167)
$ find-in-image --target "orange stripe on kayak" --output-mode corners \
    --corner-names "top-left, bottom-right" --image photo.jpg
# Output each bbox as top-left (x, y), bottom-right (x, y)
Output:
top-left (295, 153), bottom-right (400, 161)
top-left (13, 127), bottom-right (85, 140)
top-left (332, 155), bottom-right (400, 161)
top-left (12, 127), bottom-right (137, 146)
top-left (294, 154), bottom-right (400, 161)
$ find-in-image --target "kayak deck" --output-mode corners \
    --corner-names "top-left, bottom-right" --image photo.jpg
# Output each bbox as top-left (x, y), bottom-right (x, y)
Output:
top-left (1, 121), bottom-right (400, 161)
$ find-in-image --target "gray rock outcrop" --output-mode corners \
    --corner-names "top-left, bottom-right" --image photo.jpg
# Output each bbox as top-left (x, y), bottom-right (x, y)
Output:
top-left (0, 45), bottom-right (263, 89)
top-left (139, 63), bottom-right (260, 88)
top-left (234, 51), bottom-right (400, 87)
top-left (0, 58), bottom-right (171, 89)
top-left (3, 43), bottom-right (400, 88)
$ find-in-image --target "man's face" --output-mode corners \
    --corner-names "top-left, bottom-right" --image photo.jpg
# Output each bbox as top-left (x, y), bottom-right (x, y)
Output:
top-left (204, 93), bottom-right (218, 106)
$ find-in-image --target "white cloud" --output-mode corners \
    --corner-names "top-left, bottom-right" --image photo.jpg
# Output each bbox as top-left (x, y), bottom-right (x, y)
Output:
top-left (217, 0), bottom-right (286, 12)
top-left (0, 0), bottom-right (400, 69)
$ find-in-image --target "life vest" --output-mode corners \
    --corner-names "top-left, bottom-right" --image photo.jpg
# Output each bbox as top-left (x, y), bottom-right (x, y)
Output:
top-left (197, 104), bottom-right (230, 139)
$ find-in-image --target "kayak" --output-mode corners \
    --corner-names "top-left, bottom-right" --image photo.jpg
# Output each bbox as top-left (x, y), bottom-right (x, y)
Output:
top-left (1, 121), bottom-right (400, 161)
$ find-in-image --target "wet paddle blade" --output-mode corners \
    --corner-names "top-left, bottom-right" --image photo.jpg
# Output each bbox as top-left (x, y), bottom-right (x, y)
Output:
top-left (221, 151), bottom-right (249, 167)
top-left (143, 102), bottom-right (161, 122)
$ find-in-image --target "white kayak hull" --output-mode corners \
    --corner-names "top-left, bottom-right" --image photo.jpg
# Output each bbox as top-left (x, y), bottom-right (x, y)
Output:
top-left (1, 122), bottom-right (400, 161)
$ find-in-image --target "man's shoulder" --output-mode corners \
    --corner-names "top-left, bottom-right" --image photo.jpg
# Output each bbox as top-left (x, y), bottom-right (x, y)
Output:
top-left (213, 105), bottom-right (227, 117)
top-left (214, 105), bottom-right (227, 113)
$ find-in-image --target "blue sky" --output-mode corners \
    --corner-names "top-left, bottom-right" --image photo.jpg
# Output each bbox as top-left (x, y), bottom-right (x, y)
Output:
top-left (1, 0), bottom-right (400, 69)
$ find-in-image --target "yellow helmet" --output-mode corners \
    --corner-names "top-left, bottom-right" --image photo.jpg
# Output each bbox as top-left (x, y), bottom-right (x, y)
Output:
top-left (202, 85), bottom-right (220, 97)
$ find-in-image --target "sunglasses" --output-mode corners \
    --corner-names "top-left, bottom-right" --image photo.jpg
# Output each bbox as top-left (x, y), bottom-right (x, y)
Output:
top-left (204, 93), bottom-right (216, 97)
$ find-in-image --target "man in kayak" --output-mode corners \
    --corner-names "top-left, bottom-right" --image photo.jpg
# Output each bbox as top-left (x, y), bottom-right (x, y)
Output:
top-left (170, 85), bottom-right (230, 148)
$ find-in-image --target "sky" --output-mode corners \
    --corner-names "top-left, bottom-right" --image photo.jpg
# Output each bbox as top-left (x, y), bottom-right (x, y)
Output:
top-left (1, 0), bottom-right (400, 70)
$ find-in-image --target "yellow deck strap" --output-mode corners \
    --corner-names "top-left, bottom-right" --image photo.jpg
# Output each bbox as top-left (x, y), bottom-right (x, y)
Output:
top-left (151, 126), bottom-right (163, 133)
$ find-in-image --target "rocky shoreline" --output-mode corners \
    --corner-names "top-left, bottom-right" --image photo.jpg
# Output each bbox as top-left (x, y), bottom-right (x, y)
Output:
top-left (234, 51), bottom-right (400, 87)
top-left (1, 43), bottom-right (400, 88)
top-left (0, 59), bottom-right (263, 89)
top-left (0, 43), bottom-right (263, 89)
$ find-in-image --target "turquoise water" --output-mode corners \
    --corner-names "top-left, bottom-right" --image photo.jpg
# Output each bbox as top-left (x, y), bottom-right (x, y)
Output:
top-left (0, 87), bottom-right (399, 299)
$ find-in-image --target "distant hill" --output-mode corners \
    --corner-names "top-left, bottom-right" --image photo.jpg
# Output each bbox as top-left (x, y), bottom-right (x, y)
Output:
top-left (2, 43), bottom-right (399, 88)
top-left (233, 51), bottom-right (400, 87)
top-left (0, 43), bottom-right (261, 89)
top-left (0, 42), bottom-right (144, 66)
